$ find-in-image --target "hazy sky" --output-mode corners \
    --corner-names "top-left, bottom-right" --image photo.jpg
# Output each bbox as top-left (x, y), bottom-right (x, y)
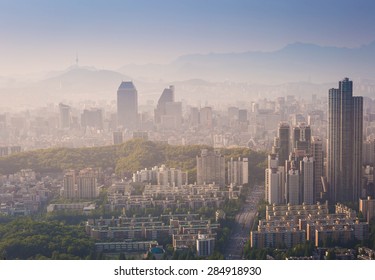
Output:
top-left (1, 0), bottom-right (375, 77)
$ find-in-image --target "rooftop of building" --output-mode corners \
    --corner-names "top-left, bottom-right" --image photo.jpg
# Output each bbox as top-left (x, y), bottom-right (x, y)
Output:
top-left (118, 81), bottom-right (136, 90)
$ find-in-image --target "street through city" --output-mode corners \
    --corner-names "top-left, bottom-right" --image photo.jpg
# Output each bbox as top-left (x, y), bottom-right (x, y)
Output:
top-left (224, 185), bottom-right (264, 259)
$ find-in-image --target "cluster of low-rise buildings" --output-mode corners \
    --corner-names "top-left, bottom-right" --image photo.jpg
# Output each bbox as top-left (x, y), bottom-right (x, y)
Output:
top-left (108, 179), bottom-right (241, 211)
top-left (250, 202), bottom-right (369, 249)
top-left (0, 169), bottom-right (55, 215)
top-left (85, 213), bottom-right (218, 256)
top-left (107, 181), bottom-right (240, 213)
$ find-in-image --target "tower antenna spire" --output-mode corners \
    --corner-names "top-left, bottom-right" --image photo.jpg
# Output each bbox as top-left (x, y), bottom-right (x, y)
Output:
top-left (75, 52), bottom-right (79, 67)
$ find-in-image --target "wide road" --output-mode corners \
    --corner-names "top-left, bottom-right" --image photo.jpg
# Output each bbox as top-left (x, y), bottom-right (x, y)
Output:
top-left (223, 185), bottom-right (264, 260)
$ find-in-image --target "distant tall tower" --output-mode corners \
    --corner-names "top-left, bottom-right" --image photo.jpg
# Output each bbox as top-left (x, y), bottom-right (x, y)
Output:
top-left (154, 86), bottom-right (174, 123)
top-left (327, 78), bottom-right (363, 203)
top-left (59, 103), bottom-right (71, 129)
top-left (117, 81), bottom-right (138, 130)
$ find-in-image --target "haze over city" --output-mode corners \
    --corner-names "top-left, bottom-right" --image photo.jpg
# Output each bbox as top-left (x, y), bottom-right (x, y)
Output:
top-left (1, 0), bottom-right (375, 263)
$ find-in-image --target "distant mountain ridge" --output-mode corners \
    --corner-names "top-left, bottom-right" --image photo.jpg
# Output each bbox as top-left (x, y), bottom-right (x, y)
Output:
top-left (119, 41), bottom-right (375, 84)
top-left (41, 66), bottom-right (131, 91)
top-left (1, 42), bottom-right (375, 108)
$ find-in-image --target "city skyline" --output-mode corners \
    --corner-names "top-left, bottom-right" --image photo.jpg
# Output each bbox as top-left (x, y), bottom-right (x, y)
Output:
top-left (1, 0), bottom-right (375, 262)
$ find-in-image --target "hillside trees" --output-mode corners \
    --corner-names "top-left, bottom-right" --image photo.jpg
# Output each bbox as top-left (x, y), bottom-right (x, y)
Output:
top-left (0, 139), bottom-right (266, 184)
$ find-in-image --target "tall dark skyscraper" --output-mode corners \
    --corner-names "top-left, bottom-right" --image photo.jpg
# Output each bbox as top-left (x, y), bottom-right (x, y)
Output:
top-left (327, 78), bottom-right (363, 203)
top-left (117, 81), bottom-right (138, 130)
top-left (278, 122), bottom-right (290, 166)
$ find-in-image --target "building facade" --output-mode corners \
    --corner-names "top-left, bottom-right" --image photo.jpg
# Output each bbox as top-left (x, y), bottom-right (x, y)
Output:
top-left (117, 81), bottom-right (138, 130)
top-left (327, 78), bottom-right (363, 203)
top-left (278, 122), bottom-right (290, 165)
top-left (196, 149), bottom-right (225, 186)
top-left (227, 157), bottom-right (249, 186)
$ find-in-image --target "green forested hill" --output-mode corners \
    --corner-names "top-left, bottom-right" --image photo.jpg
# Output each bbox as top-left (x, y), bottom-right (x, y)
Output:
top-left (0, 139), bottom-right (266, 183)
top-left (0, 218), bottom-right (95, 260)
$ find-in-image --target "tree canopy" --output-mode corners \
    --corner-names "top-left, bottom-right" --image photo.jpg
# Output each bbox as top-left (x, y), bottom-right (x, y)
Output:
top-left (0, 139), bottom-right (266, 184)
top-left (0, 218), bottom-right (95, 260)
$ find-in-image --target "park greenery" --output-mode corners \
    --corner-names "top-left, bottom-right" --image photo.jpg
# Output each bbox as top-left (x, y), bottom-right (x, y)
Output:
top-left (0, 139), bottom-right (267, 184)
top-left (0, 218), bottom-right (95, 260)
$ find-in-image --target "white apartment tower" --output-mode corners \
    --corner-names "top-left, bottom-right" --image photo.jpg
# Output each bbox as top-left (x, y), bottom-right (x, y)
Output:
top-left (286, 169), bottom-right (300, 205)
top-left (301, 156), bottom-right (314, 204)
top-left (197, 149), bottom-right (225, 186)
top-left (227, 157), bottom-right (249, 186)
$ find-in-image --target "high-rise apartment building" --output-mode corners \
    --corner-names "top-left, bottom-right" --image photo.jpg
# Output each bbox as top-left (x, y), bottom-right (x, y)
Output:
top-left (265, 154), bottom-right (284, 204)
top-left (196, 149), bottom-right (225, 186)
top-left (292, 123), bottom-right (311, 153)
top-left (278, 122), bottom-right (290, 165)
top-left (117, 81), bottom-right (138, 130)
top-left (63, 168), bottom-right (99, 199)
top-left (327, 78), bottom-right (363, 203)
top-left (311, 136), bottom-right (324, 201)
top-left (77, 168), bottom-right (98, 199)
top-left (227, 157), bottom-right (249, 186)
top-left (301, 156), bottom-right (314, 204)
top-left (132, 165), bottom-right (188, 187)
top-left (363, 139), bottom-right (375, 166)
top-left (63, 170), bottom-right (76, 199)
top-left (286, 169), bottom-right (299, 205)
